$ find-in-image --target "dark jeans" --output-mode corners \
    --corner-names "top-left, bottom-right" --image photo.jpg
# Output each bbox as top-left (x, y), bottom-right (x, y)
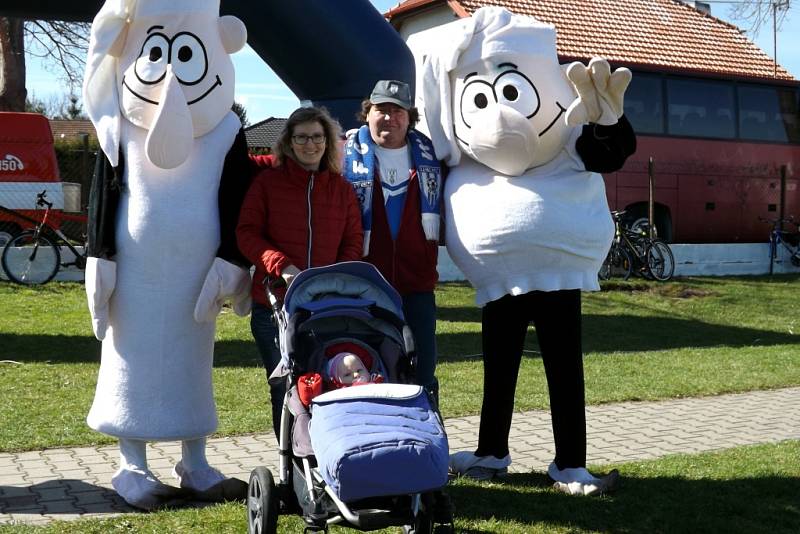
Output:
top-left (403, 291), bottom-right (439, 401)
top-left (476, 289), bottom-right (586, 469)
top-left (250, 302), bottom-right (286, 441)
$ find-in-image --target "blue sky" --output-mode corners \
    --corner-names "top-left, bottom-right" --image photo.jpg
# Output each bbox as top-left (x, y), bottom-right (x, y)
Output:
top-left (24, 0), bottom-right (800, 124)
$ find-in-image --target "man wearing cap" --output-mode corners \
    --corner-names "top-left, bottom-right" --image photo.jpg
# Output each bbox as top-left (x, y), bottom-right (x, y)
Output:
top-left (343, 80), bottom-right (444, 401)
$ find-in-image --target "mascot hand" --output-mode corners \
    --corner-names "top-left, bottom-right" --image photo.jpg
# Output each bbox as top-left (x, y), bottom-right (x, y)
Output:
top-left (85, 257), bottom-right (116, 340)
top-left (565, 58), bottom-right (631, 127)
top-left (194, 258), bottom-right (252, 323)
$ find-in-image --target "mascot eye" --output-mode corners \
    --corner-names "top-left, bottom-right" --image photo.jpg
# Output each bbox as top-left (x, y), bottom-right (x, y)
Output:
top-left (502, 85), bottom-right (518, 101)
top-left (495, 71), bottom-right (540, 119)
top-left (459, 79), bottom-right (495, 128)
top-left (171, 33), bottom-right (208, 85)
top-left (134, 33), bottom-right (169, 85)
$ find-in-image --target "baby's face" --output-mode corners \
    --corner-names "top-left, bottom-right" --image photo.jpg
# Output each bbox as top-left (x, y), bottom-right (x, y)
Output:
top-left (337, 354), bottom-right (369, 385)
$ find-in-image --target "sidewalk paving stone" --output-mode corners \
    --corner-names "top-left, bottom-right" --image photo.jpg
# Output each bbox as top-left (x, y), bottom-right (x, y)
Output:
top-left (1, 387), bottom-right (798, 525)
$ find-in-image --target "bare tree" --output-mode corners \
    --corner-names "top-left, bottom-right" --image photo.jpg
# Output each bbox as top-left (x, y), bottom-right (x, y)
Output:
top-left (0, 17), bottom-right (89, 112)
top-left (727, 0), bottom-right (791, 37)
top-left (0, 17), bottom-right (26, 111)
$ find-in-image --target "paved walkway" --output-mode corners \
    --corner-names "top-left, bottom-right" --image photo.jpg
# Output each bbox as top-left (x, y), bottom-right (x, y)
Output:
top-left (1, 387), bottom-right (799, 526)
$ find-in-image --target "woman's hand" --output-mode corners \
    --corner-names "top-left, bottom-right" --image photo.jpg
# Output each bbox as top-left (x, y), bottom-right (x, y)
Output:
top-left (281, 264), bottom-right (301, 287)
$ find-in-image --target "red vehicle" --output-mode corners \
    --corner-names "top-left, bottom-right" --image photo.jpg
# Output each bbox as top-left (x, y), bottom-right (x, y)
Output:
top-left (607, 72), bottom-right (800, 243)
top-left (0, 112), bottom-right (74, 246)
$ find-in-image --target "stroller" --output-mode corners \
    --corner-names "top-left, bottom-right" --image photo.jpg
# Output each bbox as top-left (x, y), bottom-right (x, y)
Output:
top-left (246, 262), bottom-right (453, 534)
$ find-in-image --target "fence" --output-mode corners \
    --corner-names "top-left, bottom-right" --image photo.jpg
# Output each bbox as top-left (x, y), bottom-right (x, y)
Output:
top-left (0, 145), bottom-right (96, 245)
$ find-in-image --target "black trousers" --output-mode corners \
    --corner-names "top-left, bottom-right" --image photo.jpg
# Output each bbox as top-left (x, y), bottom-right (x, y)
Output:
top-left (475, 289), bottom-right (586, 469)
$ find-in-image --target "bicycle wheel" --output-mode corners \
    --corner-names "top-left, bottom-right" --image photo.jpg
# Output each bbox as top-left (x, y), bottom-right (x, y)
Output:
top-left (645, 239), bottom-right (675, 281)
top-left (1, 231), bottom-right (61, 285)
top-left (615, 246), bottom-right (634, 281)
top-left (598, 248), bottom-right (613, 280)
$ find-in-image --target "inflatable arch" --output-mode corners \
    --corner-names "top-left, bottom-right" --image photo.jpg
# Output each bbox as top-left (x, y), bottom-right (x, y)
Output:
top-left (0, 0), bottom-right (415, 128)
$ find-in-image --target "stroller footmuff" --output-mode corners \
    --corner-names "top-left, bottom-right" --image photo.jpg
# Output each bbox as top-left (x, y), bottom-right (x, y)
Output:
top-left (310, 383), bottom-right (449, 502)
top-left (246, 262), bottom-right (453, 534)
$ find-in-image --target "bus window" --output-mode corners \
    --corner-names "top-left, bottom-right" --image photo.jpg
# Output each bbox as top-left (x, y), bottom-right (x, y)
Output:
top-left (737, 85), bottom-right (799, 143)
top-left (624, 73), bottom-right (663, 134)
top-left (667, 78), bottom-right (735, 139)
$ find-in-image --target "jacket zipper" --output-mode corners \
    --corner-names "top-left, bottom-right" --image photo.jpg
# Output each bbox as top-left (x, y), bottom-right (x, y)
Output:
top-left (306, 173), bottom-right (315, 268)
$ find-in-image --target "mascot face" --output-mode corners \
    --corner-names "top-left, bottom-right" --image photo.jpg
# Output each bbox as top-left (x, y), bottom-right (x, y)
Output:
top-left (419, 7), bottom-right (579, 176)
top-left (451, 43), bottom-right (575, 176)
top-left (114, 11), bottom-right (245, 168)
top-left (118, 13), bottom-right (239, 138)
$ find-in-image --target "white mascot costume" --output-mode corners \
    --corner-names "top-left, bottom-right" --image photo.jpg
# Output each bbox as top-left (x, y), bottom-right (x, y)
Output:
top-left (82, 0), bottom-right (252, 509)
top-left (419, 7), bottom-right (636, 495)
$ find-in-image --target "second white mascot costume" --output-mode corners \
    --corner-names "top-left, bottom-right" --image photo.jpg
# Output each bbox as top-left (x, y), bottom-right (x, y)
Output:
top-left (82, 0), bottom-right (253, 509)
top-left (419, 7), bottom-right (636, 495)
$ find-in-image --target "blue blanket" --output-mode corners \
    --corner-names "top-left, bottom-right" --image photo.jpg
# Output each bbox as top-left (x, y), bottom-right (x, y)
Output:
top-left (309, 384), bottom-right (449, 502)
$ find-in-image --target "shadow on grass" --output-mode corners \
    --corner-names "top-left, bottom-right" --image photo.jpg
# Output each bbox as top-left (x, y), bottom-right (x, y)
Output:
top-left (0, 335), bottom-right (262, 367)
top-left (436, 314), bottom-right (797, 362)
top-left (450, 472), bottom-right (800, 533)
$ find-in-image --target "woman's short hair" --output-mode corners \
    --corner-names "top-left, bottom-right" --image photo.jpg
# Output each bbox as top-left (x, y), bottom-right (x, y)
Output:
top-left (275, 106), bottom-right (343, 174)
top-left (356, 99), bottom-right (420, 129)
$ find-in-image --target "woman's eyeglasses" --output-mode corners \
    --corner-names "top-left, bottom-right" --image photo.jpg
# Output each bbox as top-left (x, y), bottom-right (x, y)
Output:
top-left (291, 134), bottom-right (326, 145)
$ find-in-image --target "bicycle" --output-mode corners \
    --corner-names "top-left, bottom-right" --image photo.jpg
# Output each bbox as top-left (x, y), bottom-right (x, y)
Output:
top-left (599, 210), bottom-right (675, 281)
top-left (759, 216), bottom-right (800, 275)
top-left (0, 190), bottom-right (87, 285)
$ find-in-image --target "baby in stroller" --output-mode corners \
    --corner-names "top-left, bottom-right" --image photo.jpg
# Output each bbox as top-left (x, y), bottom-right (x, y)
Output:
top-left (247, 262), bottom-right (453, 534)
top-left (325, 344), bottom-right (385, 388)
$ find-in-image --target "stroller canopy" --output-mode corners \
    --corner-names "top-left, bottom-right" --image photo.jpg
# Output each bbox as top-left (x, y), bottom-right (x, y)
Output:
top-left (284, 261), bottom-right (404, 320)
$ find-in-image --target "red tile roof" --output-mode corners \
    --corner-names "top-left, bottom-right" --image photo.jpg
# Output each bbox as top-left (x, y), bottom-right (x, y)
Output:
top-left (385, 0), bottom-right (796, 82)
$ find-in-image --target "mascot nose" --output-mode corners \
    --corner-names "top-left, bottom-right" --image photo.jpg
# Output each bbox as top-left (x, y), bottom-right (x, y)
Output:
top-left (145, 66), bottom-right (194, 169)
top-left (468, 105), bottom-right (538, 176)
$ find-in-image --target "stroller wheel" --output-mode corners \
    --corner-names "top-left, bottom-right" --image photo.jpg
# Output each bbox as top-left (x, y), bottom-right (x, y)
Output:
top-left (247, 467), bottom-right (278, 534)
top-left (403, 493), bottom-right (435, 534)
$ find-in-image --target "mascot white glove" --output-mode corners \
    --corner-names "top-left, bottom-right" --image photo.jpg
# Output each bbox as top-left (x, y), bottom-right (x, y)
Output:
top-left (565, 58), bottom-right (632, 127)
top-left (85, 257), bottom-right (117, 340)
top-left (194, 258), bottom-right (252, 322)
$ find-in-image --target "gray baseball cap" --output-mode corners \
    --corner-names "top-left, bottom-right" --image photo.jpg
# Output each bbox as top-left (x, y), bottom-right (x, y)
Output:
top-left (369, 80), bottom-right (412, 110)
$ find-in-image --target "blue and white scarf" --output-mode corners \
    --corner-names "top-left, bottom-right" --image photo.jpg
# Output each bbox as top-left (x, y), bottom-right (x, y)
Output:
top-left (344, 125), bottom-right (442, 255)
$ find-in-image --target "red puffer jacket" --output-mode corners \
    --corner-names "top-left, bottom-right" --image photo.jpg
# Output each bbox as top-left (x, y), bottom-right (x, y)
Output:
top-left (237, 157), bottom-right (364, 306)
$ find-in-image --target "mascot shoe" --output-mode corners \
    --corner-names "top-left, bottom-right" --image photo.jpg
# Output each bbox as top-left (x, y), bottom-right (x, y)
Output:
top-left (112, 466), bottom-right (185, 510)
top-left (172, 461), bottom-right (248, 502)
top-left (449, 451), bottom-right (511, 481)
top-left (547, 461), bottom-right (620, 496)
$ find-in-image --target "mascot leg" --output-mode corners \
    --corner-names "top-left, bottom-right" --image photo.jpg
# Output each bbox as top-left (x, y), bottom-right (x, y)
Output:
top-left (113, 438), bottom-right (183, 510)
top-left (449, 294), bottom-right (522, 480)
top-left (537, 290), bottom-right (619, 496)
top-left (173, 437), bottom-right (248, 501)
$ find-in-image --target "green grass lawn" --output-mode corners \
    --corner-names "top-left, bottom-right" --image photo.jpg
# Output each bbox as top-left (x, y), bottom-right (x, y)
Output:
top-left (2, 441), bottom-right (797, 533)
top-left (1, 276), bottom-right (799, 451)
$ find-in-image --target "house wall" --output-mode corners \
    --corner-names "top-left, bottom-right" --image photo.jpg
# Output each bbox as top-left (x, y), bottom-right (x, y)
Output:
top-left (395, 6), bottom-right (461, 40)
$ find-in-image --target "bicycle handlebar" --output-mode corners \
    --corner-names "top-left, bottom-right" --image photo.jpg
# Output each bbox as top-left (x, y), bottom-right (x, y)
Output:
top-left (36, 190), bottom-right (53, 210)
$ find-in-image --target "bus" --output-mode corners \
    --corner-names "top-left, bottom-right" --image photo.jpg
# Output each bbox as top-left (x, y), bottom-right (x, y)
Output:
top-left (613, 72), bottom-right (800, 243)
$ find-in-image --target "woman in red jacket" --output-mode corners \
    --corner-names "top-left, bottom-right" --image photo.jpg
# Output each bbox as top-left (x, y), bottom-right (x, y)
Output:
top-left (237, 106), bottom-right (364, 439)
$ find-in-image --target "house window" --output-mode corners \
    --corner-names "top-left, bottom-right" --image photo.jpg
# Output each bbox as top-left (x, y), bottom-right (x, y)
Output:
top-left (624, 74), bottom-right (663, 134)
top-left (738, 85), bottom-right (800, 143)
top-left (666, 78), bottom-right (735, 139)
